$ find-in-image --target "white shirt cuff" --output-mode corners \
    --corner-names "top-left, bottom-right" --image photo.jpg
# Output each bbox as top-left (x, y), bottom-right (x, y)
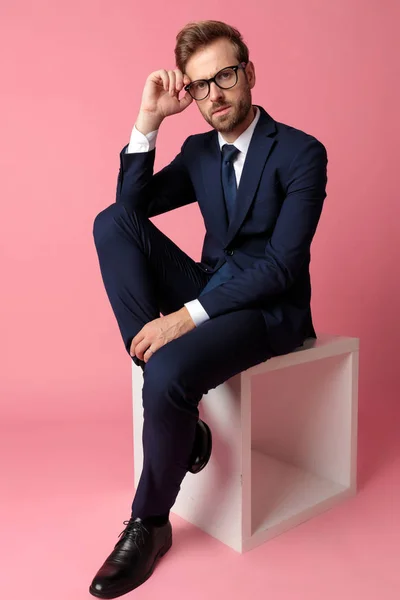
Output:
top-left (126, 125), bottom-right (159, 153)
top-left (184, 299), bottom-right (210, 327)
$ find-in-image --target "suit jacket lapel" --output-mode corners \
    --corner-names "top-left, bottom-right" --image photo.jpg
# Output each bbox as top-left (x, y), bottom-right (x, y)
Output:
top-left (226, 106), bottom-right (277, 245)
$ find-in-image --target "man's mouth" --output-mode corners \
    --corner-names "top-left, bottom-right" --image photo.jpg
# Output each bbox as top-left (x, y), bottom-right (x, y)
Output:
top-left (212, 105), bottom-right (231, 116)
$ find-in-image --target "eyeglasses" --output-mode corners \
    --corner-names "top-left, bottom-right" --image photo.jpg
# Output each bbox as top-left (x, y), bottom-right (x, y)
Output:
top-left (184, 62), bottom-right (247, 101)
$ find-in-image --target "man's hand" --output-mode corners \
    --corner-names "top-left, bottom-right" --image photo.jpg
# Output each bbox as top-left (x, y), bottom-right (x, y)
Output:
top-left (130, 306), bottom-right (196, 363)
top-left (135, 68), bottom-right (193, 135)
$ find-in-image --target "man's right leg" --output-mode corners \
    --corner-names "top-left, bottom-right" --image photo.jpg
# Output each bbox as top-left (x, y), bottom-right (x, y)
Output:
top-left (92, 202), bottom-right (211, 368)
top-left (93, 201), bottom-right (211, 513)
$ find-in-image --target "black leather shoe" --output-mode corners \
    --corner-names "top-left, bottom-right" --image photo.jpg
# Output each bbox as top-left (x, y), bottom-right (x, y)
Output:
top-left (188, 418), bottom-right (212, 474)
top-left (89, 517), bottom-right (172, 598)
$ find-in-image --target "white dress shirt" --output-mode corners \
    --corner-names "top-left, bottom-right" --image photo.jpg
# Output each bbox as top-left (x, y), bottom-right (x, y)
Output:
top-left (125, 106), bottom-right (261, 326)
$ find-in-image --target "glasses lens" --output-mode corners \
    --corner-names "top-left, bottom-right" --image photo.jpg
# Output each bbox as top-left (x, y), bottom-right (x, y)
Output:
top-left (190, 81), bottom-right (209, 100)
top-left (215, 68), bottom-right (237, 89)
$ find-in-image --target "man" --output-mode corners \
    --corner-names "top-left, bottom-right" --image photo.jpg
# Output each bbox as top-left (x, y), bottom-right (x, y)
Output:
top-left (90, 19), bottom-right (328, 598)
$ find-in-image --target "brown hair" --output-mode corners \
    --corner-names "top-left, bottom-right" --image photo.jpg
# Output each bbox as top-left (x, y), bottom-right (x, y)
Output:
top-left (175, 20), bottom-right (249, 73)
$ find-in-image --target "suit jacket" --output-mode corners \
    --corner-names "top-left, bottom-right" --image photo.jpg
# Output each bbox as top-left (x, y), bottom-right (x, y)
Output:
top-left (116, 105), bottom-right (328, 356)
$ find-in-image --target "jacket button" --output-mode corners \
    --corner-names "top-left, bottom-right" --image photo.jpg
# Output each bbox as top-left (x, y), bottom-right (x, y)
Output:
top-left (226, 249), bottom-right (234, 256)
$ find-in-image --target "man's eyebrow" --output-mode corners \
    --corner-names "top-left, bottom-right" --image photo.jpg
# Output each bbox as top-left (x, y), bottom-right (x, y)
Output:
top-left (191, 67), bottom-right (223, 81)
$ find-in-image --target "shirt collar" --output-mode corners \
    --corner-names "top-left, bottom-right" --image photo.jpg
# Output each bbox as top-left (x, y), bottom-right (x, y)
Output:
top-left (218, 105), bottom-right (260, 154)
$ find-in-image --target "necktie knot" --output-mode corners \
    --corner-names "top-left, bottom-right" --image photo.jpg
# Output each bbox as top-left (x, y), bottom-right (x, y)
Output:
top-left (222, 144), bottom-right (239, 164)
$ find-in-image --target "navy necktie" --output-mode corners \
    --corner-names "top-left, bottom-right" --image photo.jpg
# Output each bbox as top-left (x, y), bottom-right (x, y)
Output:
top-left (221, 144), bottom-right (239, 222)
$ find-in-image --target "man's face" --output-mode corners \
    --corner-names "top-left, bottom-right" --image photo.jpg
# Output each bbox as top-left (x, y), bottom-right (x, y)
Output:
top-left (184, 38), bottom-right (255, 134)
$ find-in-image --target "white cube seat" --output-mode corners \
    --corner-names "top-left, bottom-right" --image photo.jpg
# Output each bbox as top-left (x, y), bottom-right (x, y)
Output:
top-left (132, 334), bottom-right (359, 553)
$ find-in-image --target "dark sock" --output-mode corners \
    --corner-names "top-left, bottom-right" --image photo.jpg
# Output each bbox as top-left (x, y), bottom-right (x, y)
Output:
top-left (133, 512), bottom-right (170, 527)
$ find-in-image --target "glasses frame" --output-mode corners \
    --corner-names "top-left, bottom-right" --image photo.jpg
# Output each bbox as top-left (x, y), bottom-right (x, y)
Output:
top-left (184, 62), bottom-right (248, 100)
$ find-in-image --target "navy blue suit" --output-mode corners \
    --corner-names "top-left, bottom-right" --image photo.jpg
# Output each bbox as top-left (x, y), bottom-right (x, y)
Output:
top-left (93, 105), bottom-right (328, 519)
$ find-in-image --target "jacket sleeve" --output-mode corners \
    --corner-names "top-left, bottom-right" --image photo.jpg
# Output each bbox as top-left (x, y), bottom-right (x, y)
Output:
top-left (197, 138), bottom-right (328, 318)
top-left (115, 137), bottom-right (197, 217)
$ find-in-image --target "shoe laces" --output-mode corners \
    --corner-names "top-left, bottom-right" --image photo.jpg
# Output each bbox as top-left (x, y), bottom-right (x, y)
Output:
top-left (115, 518), bottom-right (149, 554)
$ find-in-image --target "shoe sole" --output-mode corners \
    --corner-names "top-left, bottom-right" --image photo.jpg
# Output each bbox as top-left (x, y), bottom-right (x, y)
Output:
top-left (89, 534), bottom-right (173, 599)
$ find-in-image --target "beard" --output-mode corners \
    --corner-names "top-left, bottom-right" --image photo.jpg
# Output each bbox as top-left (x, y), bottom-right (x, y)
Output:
top-left (202, 87), bottom-right (252, 134)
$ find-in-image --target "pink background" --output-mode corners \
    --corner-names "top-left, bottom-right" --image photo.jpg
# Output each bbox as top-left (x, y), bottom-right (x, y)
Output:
top-left (1, 1), bottom-right (399, 599)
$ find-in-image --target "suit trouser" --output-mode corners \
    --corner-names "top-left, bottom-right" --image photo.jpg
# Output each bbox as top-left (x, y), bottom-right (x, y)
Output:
top-left (93, 202), bottom-right (274, 519)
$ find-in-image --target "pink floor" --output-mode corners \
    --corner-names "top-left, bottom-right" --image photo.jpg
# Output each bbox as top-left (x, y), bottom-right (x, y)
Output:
top-left (3, 392), bottom-right (399, 600)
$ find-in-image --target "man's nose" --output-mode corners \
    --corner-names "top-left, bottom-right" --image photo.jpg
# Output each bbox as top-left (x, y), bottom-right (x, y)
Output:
top-left (209, 81), bottom-right (224, 103)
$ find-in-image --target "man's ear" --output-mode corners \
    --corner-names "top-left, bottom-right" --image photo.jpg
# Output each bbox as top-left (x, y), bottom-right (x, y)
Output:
top-left (246, 61), bottom-right (256, 89)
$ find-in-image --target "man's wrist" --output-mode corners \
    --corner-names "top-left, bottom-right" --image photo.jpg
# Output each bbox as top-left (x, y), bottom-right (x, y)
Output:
top-left (179, 305), bottom-right (196, 328)
top-left (135, 110), bottom-right (164, 136)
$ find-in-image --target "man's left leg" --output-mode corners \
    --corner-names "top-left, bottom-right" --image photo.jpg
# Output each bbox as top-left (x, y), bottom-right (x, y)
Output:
top-left (131, 306), bottom-right (273, 520)
top-left (90, 306), bottom-right (274, 598)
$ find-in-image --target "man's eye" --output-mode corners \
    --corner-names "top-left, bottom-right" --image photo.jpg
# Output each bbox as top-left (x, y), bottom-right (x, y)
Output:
top-left (195, 81), bottom-right (207, 90)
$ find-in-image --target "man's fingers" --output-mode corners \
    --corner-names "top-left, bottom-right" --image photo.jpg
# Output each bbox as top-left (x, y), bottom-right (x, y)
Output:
top-left (174, 69), bottom-right (184, 91)
top-left (131, 330), bottom-right (144, 347)
top-left (143, 341), bottom-right (161, 362)
top-left (130, 330), bottom-right (145, 355)
top-left (152, 69), bottom-right (169, 91)
top-left (168, 70), bottom-right (176, 95)
top-left (134, 338), bottom-right (151, 360)
top-left (143, 346), bottom-right (153, 362)
top-left (150, 68), bottom-right (187, 97)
